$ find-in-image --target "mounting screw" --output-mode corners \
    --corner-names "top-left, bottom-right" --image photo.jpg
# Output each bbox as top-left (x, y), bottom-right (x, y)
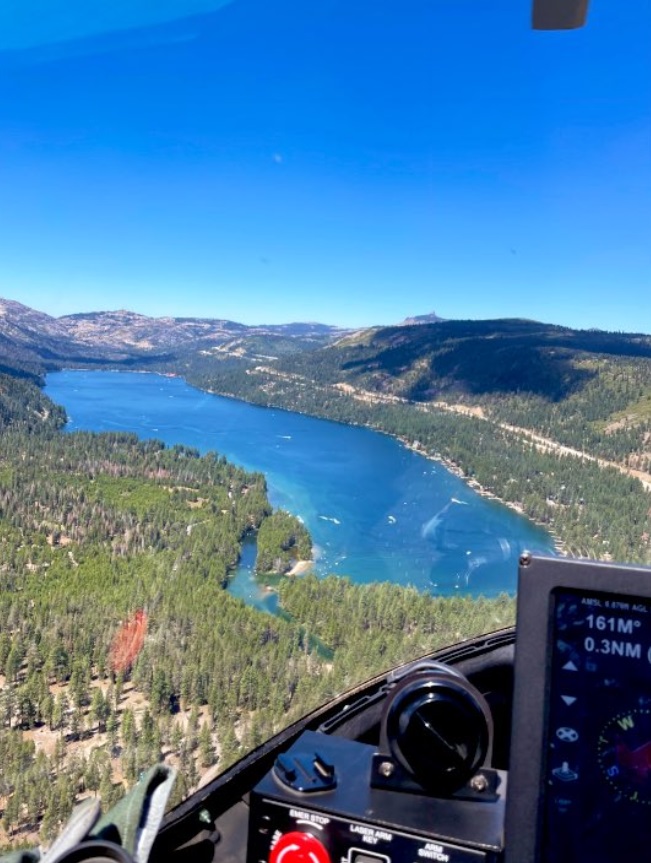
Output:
top-left (198, 808), bottom-right (212, 825)
top-left (519, 551), bottom-right (532, 567)
top-left (470, 773), bottom-right (488, 793)
top-left (378, 761), bottom-right (395, 778)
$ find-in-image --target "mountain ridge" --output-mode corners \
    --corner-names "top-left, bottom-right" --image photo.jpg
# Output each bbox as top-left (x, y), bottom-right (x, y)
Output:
top-left (0, 297), bottom-right (351, 371)
top-left (3, 295), bottom-right (651, 418)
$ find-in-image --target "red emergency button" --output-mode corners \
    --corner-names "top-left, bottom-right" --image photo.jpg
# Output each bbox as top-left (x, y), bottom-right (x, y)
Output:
top-left (270, 831), bottom-right (331, 863)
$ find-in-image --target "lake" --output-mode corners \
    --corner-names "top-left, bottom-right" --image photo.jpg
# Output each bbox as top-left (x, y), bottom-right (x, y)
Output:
top-left (45, 370), bottom-right (553, 603)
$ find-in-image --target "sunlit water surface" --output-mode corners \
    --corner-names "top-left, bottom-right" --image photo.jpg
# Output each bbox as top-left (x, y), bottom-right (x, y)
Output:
top-left (45, 370), bottom-right (553, 607)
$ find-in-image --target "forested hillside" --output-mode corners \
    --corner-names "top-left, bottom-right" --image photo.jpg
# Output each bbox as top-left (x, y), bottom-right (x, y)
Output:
top-left (0, 372), bottom-right (67, 433)
top-left (0, 419), bottom-right (513, 844)
top-left (265, 319), bottom-right (651, 467)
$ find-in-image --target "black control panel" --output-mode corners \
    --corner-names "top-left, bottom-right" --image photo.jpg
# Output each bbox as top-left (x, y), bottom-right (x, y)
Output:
top-left (248, 659), bottom-right (505, 863)
top-left (248, 731), bottom-right (505, 863)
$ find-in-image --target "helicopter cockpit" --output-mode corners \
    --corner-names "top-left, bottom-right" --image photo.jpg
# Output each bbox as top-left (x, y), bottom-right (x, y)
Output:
top-left (144, 553), bottom-right (651, 863)
top-left (6, 0), bottom-right (649, 860)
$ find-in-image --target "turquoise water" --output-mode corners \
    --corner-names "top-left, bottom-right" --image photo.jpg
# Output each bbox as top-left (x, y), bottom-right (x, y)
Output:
top-left (45, 370), bottom-right (553, 598)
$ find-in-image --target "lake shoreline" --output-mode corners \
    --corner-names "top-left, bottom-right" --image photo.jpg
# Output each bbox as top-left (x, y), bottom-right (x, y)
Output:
top-left (50, 367), bottom-right (562, 557)
top-left (396, 436), bottom-right (566, 556)
top-left (286, 559), bottom-right (313, 576)
top-left (199, 380), bottom-right (562, 557)
top-left (46, 369), bottom-right (555, 597)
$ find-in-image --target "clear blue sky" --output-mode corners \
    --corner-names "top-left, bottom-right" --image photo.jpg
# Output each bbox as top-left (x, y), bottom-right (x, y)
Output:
top-left (0, 0), bottom-right (649, 330)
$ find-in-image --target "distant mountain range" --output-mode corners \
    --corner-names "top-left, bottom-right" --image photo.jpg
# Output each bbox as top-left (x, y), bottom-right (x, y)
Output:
top-left (0, 298), bottom-right (351, 373)
top-left (59, 309), bottom-right (349, 350)
top-left (4, 296), bottom-right (651, 409)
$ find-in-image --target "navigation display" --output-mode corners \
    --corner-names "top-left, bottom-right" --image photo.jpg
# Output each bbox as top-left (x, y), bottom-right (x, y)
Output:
top-left (543, 588), bottom-right (651, 862)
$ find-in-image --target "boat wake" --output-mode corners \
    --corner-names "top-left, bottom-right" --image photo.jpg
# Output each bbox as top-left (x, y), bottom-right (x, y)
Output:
top-left (318, 515), bottom-right (342, 525)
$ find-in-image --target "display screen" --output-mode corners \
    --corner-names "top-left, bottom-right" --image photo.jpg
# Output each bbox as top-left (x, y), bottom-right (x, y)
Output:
top-left (542, 589), bottom-right (651, 861)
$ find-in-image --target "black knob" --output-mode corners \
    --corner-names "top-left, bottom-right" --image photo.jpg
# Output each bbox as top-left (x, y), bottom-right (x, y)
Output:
top-left (383, 669), bottom-right (490, 794)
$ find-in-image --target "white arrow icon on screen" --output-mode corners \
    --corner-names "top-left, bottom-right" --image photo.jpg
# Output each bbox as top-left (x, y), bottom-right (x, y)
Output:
top-left (561, 695), bottom-right (577, 706)
top-left (562, 661), bottom-right (578, 671)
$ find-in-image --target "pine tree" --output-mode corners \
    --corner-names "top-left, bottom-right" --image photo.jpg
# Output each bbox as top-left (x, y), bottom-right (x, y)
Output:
top-left (198, 722), bottom-right (216, 768)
